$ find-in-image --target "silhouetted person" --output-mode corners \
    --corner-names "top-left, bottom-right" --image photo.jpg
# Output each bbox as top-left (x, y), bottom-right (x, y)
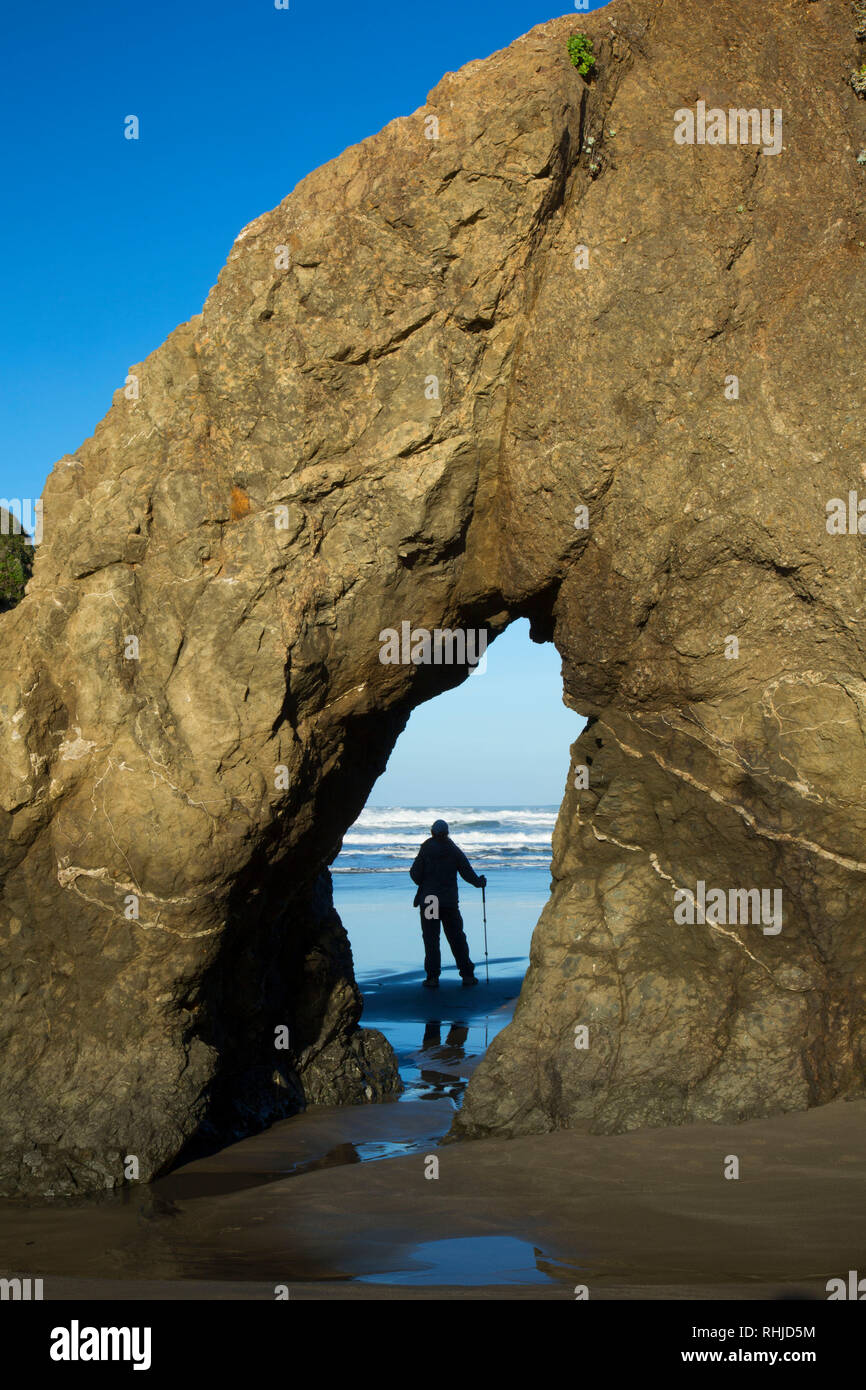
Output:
top-left (410, 819), bottom-right (486, 988)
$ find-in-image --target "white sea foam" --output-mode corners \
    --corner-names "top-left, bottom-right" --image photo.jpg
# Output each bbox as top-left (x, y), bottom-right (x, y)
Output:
top-left (342, 831), bottom-right (553, 848)
top-left (336, 805), bottom-right (556, 871)
top-left (355, 806), bottom-right (556, 827)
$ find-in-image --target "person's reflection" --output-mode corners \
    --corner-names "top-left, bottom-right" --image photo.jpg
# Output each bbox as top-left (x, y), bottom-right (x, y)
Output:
top-left (419, 1022), bottom-right (469, 1100)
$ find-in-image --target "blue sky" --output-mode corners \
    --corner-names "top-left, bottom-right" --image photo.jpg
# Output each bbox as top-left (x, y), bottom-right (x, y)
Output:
top-left (371, 619), bottom-right (584, 805)
top-left (2, 0), bottom-right (598, 802)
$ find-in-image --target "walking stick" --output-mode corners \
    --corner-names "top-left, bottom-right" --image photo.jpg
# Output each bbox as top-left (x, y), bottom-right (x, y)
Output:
top-left (482, 883), bottom-right (489, 983)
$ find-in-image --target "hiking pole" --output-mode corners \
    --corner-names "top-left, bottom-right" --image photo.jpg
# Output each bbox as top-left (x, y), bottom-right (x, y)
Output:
top-left (482, 883), bottom-right (489, 983)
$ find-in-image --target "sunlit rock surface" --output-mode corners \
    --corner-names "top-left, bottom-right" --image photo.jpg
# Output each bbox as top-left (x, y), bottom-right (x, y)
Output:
top-left (3, 0), bottom-right (866, 1193)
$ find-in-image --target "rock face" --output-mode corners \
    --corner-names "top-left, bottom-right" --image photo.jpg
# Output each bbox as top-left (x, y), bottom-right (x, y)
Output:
top-left (2, 0), bottom-right (866, 1195)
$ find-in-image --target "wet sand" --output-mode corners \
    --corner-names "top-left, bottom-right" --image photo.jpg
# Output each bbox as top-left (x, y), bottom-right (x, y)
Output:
top-left (2, 965), bottom-right (863, 1300)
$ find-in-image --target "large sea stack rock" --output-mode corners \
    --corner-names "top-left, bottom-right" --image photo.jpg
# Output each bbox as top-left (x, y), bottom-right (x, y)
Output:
top-left (2, 0), bottom-right (866, 1195)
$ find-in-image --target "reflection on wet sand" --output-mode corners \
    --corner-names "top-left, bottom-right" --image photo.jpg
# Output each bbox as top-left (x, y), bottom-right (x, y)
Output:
top-left (416, 1021), bottom-right (470, 1102)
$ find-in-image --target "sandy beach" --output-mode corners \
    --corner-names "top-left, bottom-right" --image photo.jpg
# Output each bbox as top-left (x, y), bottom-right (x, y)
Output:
top-left (2, 966), bottom-right (862, 1301)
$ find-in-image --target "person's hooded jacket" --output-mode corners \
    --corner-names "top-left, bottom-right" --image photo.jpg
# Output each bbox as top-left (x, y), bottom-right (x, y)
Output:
top-left (410, 835), bottom-right (485, 909)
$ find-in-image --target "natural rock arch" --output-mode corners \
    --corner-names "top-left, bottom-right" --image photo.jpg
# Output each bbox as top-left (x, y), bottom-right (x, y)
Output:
top-left (3, 0), bottom-right (866, 1195)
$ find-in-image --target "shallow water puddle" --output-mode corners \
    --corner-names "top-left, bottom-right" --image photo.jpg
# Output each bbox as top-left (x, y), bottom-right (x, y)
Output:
top-left (360, 967), bottom-right (524, 1106)
top-left (352, 1139), bottom-right (421, 1162)
top-left (356, 1235), bottom-right (579, 1287)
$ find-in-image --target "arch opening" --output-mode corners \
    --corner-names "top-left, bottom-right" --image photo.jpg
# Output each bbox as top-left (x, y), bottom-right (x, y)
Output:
top-left (171, 613), bottom-right (585, 1172)
top-left (333, 617), bottom-right (584, 1123)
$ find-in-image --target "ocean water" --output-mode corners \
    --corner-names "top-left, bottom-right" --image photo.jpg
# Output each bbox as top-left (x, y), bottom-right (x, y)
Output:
top-left (335, 804), bottom-right (558, 874)
top-left (333, 805), bottom-right (556, 976)
top-left (333, 807), bottom-right (556, 1106)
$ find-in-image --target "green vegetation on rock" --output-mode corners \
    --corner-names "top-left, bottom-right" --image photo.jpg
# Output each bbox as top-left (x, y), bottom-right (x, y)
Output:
top-left (0, 510), bottom-right (34, 612)
top-left (567, 33), bottom-right (596, 78)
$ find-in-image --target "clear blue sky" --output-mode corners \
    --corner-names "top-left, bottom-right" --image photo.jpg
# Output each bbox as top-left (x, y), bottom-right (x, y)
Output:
top-left (2, 0), bottom-right (599, 801)
top-left (371, 620), bottom-right (584, 805)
